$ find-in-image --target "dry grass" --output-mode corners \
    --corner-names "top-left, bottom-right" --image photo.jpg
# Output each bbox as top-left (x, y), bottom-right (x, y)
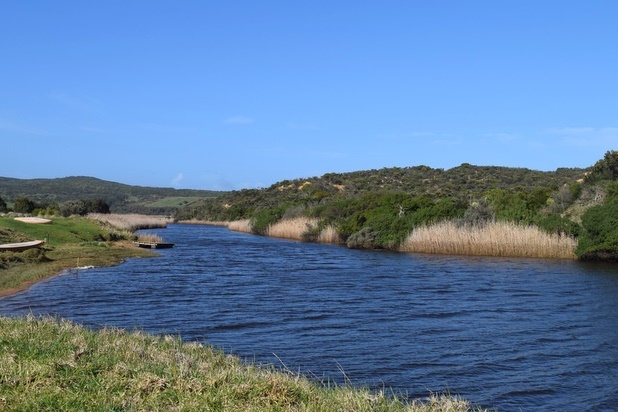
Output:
top-left (227, 219), bottom-right (253, 233)
top-left (136, 233), bottom-right (164, 243)
top-left (265, 218), bottom-right (341, 244)
top-left (176, 219), bottom-right (231, 226)
top-left (400, 220), bottom-right (577, 259)
top-left (266, 217), bottom-right (319, 240)
top-left (317, 224), bottom-right (340, 244)
top-left (88, 214), bottom-right (173, 231)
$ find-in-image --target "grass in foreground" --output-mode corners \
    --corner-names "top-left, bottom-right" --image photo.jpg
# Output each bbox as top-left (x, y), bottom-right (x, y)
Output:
top-left (0, 315), bottom-right (485, 412)
top-left (400, 221), bottom-right (577, 259)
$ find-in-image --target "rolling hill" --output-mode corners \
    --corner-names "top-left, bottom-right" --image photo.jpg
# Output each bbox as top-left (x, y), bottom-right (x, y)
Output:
top-left (0, 176), bottom-right (225, 214)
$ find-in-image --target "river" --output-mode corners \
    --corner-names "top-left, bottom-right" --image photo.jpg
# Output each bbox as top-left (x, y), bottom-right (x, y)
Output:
top-left (1, 224), bottom-right (617, 411)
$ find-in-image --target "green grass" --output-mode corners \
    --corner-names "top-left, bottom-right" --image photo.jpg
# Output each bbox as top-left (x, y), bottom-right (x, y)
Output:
top-left (0, 217), bottom-right (112, 246)
top-left (0, 217), bottom-right (154, 295)
top-left (0, 315), bottom-right (485, 411)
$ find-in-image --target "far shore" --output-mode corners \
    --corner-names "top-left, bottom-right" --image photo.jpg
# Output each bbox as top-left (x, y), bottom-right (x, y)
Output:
top-left (177, 217), bottom-right (578, 260)
top-left (0, 214), bottom-right (579, 298)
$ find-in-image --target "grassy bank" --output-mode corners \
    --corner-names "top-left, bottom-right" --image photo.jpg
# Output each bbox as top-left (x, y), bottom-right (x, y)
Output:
top-left (0, 216), bottom-right (154, 296)
top-left (400, 221), bottom-right (577, 259)
top-left (0, 315), bottom-right (484, 412)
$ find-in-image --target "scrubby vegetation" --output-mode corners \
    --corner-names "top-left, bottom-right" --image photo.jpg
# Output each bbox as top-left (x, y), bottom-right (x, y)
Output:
top-left (0, 315), bottom-right (484, 412)
top-left (174, 152), bottom-right (618, 261)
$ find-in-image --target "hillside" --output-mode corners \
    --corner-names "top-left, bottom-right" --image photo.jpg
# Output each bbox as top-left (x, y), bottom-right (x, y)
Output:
top-left (173, 156), bottom-right (618, 260)
top-left (0, 176), bottom-right (224, 214)
top-left (176, 163), bottom-right (589, 222)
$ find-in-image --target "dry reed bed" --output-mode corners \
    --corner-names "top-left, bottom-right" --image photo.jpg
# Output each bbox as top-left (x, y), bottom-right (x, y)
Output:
top-left (176, 219), bottom-right (231, 226)
top-left (266, 217), bottom-right (318, 239)
top-left (266, 217), bottom-right (341, 243)
top-left (136, 233), bottom-right (164, 243)
top-left (316, 224), bottom-right (340, 243)
top-left (400, 221), bottom-right (577, 259)
top-left (88, 214), bottom-right (173, 231)
top-left (227, 219), bottom-right (252, 233)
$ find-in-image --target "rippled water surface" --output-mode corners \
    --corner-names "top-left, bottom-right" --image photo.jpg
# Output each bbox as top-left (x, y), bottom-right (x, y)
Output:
top-left (1, 224), bottom-right (618, 411)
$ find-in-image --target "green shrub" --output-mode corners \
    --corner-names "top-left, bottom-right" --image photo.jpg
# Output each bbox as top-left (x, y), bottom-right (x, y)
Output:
top-left (576, 199), bottom-right (618, 260)
top-left (250, 206), bottom-right (285, 235)
top-left (535, 214), bottom-right (581, 237)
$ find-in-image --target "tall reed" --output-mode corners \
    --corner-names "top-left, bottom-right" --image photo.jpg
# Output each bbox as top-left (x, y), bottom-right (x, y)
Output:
top-left (227, 219), bottom-right (252, 233)
top-left (266, 217), bottom-right (319, 240)
top-left (264, 217), bottom-right (341, 244)
top-left (317, 224), bottom-right (340, 244)
top-left (400, 220), bottom-right (577, 259)
top-left (136, 233), bottom-right (164, 244)
top-left (88, 214), bottom-right (172, 231)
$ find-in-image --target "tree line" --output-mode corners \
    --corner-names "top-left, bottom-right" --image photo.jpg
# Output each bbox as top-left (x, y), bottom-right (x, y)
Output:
top-left (0, 196), bottom-right (110, 217)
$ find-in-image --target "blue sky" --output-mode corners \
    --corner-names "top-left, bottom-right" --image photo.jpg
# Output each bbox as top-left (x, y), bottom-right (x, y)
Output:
top-left (1, 1), bottom-right (617, 190)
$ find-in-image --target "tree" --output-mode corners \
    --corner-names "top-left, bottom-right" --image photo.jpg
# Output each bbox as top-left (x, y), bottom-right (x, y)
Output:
top-left (576, 183), bottom-right (618, 261)
top-left (13, 197), bottom-right (37, 214)
top-left (0, 196), bottom-right (7, 213)
top-left (586, 150), bottom-right (618, 182)
top-left (86, 198), bottom-right (110, 214)
top-left (59, 200), bottom-right (88, 217)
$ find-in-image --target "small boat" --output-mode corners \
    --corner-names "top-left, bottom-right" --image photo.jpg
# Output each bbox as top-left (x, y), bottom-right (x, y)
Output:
top-left (0, 240), bottom-right (45, 252)
top-left (134, 241), bottom-right (174, 249)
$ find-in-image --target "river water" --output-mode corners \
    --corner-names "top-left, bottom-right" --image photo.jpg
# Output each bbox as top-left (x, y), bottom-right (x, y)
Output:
top-left (1, 224), bottom-right (617, 411)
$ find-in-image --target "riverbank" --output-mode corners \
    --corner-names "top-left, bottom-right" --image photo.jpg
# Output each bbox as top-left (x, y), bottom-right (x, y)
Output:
top-left (0, 216), bottom-right (155, 296)
top-left (0, 315), bottom-right (484, 411)
top-left (181, 217), bottom-right (579, 259)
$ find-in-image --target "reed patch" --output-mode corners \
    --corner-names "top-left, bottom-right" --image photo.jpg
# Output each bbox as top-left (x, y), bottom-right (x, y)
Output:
top-left (88, 213), bottom-right (173, 231)
top-left (400, 220), bottom-right (577, 259)
top-left (227, 219), bottom-right (252, 233)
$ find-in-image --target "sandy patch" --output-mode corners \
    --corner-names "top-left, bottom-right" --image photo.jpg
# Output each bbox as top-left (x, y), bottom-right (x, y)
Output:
top-left (14, 217), bottom-right (52, 224)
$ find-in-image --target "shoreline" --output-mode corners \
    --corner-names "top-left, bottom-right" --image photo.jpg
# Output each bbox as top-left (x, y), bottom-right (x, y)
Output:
top-left (0, 241), bottom-right (155, 298)
top-left (177, 218), bottom-right (579, 260)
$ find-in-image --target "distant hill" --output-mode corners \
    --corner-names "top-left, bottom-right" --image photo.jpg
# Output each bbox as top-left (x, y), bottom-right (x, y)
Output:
top-left (0, 176), bottom-right (225, 214)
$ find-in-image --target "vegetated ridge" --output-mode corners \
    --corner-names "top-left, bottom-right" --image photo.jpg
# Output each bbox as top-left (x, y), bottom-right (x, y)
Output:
top-left (0, 176), bottom-right (225, 214)
top-left (175, 152), bottom-right (618, 261)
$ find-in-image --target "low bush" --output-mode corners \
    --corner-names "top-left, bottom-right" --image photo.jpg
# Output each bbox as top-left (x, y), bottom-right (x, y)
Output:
top-left (576, 195), bottom-right (618, 260)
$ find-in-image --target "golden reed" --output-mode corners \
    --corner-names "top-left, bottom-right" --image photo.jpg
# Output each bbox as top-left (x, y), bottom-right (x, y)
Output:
top-left (227, 219), bottom-right (252, 233)
top-left (400, 220), bottom-right (577, 259)
top-left (88, 213), bottom-right (172, 231)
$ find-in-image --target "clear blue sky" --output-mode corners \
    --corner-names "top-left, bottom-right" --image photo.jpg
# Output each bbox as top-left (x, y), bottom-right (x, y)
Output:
top-left (1, 1), bottom-right (617, 190)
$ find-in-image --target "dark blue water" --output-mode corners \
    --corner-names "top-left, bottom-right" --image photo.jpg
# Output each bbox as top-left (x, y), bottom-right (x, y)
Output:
top-left (1, 224), bottom-right (617, 411)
